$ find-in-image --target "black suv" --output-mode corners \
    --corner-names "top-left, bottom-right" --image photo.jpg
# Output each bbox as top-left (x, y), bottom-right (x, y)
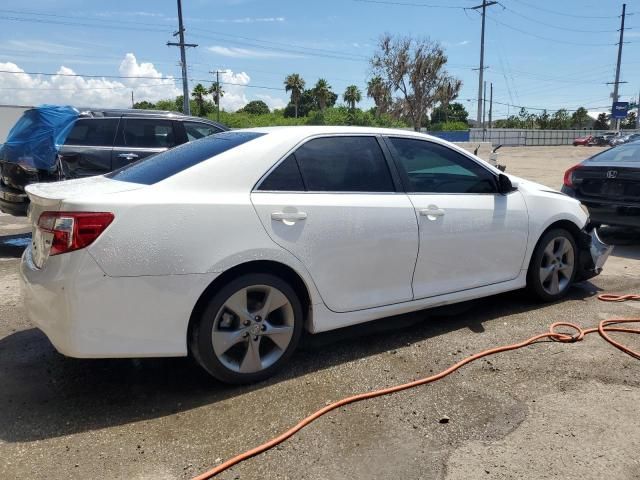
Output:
top-left (0, 109), bottom-right (227, 216)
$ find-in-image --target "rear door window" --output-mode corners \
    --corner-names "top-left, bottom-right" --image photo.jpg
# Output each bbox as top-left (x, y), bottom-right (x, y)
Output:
top-left (184, 121), bottom-right (223, 141)
top-left (107, 131), bottom-right (265, 184)
top-left (64, 119), bottom-right (118, 147)
top-left (116, 119), bottom-right (177, 148)
top-left (294, 136), bottom-right (394, 192)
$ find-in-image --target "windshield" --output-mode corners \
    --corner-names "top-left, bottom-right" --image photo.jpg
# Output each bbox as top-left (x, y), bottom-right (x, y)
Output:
top-left (106, 131), bottom-right (265, 184)
top-left (588, 143), bottom-right (640, 163)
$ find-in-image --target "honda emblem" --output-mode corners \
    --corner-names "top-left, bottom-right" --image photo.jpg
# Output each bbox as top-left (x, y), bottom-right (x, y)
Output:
top-left (606, 170), bottom-right (618, 179)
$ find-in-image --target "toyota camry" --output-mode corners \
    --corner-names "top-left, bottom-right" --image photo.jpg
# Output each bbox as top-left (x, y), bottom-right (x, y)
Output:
top-left (20, 127), bottom-right (612, 383)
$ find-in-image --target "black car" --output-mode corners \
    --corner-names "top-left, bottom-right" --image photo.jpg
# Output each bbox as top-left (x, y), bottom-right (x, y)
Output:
top-left (0, 108), bottom-right (227, 216)
top-left (562, 141), bottom-right (640, 228)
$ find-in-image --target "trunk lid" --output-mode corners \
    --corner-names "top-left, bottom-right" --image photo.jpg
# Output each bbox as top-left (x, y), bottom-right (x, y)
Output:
top-left (26, 176), bottom-right (142, 268)
top-left (573, 165), bottom-right (640, 204)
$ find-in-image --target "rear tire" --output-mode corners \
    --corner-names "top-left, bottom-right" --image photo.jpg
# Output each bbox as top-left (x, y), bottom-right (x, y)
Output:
top-left (526, 228), bottom-right (578, 302)
top-left (190, 273), bottom-right (303, 384)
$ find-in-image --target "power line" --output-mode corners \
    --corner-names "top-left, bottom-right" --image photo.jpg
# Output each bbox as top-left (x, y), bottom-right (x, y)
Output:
top-left (190, 28), bottom-right (369, 60)
top-left (0, 12), bottom-right (369, 63)
top-left (0, 15), bottom-right (169, 33)
top-left (500, 5), bottom-right (620, 33)
top-left (509, 0), bottom-right (624, 19)
top-left (488, 15), bottom-right (617, 46)
top-left (352, 0), bottom-right (467, 8)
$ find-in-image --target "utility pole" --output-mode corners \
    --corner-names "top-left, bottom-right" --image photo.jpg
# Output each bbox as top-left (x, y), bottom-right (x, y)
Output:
top-left (482, 81), bottom-right (487, 139)
top-left (209, 69), bottom-right (224, 123)
top-left (609, 3), bottom-right (627, 130)
top-left (489, 82), bottom-right (493, 129)
top-left (472, 0), bottom-right (497, 126)
top-left (131, 90), bottom-right (134, 109)
top-left (167, 0), bottom-right (197, 115)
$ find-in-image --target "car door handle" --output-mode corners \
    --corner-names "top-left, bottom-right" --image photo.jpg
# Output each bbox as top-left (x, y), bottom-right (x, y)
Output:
top-left (271, 211), bottom-right (307, 221)
top-left (117, 153), bottom-right (139, 160)
top-left (419, 208), bottom-right (446, 217)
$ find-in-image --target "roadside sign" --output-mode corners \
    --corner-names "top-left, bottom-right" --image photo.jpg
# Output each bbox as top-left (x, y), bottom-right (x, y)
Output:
top-left (611, 102), bottom-right (629, 119)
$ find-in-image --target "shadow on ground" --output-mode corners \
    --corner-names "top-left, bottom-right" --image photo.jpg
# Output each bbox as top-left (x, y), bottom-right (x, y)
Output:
top-left (0, 282), bottom-right (601, 444)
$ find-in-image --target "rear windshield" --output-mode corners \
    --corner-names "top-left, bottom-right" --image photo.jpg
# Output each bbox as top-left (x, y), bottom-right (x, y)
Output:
top-left (589, 143), bottom-right (640, 163)
top-left (106, 131), bottom-right (265, 184)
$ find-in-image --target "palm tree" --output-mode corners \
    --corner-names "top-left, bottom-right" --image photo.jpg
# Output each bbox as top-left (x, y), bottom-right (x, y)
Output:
top-left (313, 78), bottom-right (332, 111)
top-left (191, 83), bottom-right (209, 117)
top-left (367, 76), bottom-right (391, 118)
top-left (284, 73), bottom-right (306, 118)
top-left (343, 85), bottom-right (362, 110)
top-left (209, 81), bottom-right (225, 108)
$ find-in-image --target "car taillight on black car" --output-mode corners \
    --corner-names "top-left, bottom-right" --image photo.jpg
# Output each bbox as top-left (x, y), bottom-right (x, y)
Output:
top-left (38, 212), bottom-right (114, 255)
top-left (563, 163), bottom-right (583, 188)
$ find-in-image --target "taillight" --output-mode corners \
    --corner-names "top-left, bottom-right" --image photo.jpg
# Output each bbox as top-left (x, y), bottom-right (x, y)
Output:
top-left (563, 163), bottom-right (582, 188)
top-left (38, 212), bottom-right (114, 255)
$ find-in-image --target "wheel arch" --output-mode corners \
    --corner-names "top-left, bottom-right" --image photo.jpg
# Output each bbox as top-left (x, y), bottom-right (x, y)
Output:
top-left (526, 218), bottom-right (585, 273)
top-left (187, 260), bottom-right (314, 349)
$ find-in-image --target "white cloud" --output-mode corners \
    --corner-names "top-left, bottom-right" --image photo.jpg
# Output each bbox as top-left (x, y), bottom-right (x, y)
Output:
top-left (0, 54), bottom-right (181, 108)
top-left (215, 17), bottom-right (285, 23)
top-left (219, 70), bottom-right (252, 112)
top-left (7, 40), bottom-right (83, 54)
top-left (255, 94), bottom-right (287, 111)
top-left (207, 45), bottom-right (303, 58)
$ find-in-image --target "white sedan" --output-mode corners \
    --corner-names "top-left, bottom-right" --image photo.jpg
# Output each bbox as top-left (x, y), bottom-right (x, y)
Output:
top-left (20, 127), bottom-right (612, 383)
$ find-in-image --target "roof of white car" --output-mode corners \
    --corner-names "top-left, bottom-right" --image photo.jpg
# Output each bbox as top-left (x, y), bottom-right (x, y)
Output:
top-left (240, 125), bottom-right (439, 142)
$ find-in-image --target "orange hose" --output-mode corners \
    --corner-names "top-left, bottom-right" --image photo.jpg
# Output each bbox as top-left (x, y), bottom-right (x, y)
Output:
top-left (192, 293), bottom-right (640, 480)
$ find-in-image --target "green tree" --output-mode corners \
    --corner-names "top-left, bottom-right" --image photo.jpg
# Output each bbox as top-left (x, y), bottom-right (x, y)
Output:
top-left (191, 83), bottom-right (210, 116)
top-left (313, 79), bottom-right (333, 111)
top-left (343, 85), bottom-right (362, 110)
top-left (431, 102), bottom-right (469, 124)
top-left (239, 100), bottom-right (270, 115)
top-left (550, 109), bottom-right (571, 129)
top-left (536, 110), bottom-right (551, 130)
top-left (571, 107), bottom-right (590, 129)
top-left (371, 35), bottom-right (460, 131)
top-left (366, 76), bottom-right (391, 118)
top-left (174, 95), bottom-right (198, 114)
top-left (133, 100), bottom-right (156, 110)
top-left (622, 111), bottom-right (637, 129)
top-left (593, 112), bottom-right (609, 130)
top-left (435, 77), bottom-right (462, 121)
top-left (284, 73), bottom-right (306, 118)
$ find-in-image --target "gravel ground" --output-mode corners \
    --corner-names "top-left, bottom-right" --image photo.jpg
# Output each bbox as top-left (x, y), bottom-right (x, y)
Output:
top-left (0, 146), bottom-right (639, 480)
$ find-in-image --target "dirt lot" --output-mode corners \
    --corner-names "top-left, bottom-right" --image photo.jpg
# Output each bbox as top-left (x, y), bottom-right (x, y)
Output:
top-left (1, 146), bottom-right (639, 480)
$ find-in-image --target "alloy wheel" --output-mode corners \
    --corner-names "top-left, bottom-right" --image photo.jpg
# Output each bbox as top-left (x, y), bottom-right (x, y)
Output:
top-left (539, 236), bottom-right (575, 296)
top-left (211, 285), bottom-right (295, 374)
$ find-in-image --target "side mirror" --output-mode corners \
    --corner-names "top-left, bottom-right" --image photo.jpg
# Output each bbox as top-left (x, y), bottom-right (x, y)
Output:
top-left (497, 173), bottom-right (516, 194)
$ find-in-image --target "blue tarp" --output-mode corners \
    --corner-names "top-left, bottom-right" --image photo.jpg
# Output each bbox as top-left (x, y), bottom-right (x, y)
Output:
top-left (0, 105), bottom-right (79, 171)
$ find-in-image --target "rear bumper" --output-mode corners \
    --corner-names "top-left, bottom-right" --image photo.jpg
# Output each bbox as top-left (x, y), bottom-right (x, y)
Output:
top-left (20, 245), bottom-right (218, 358)
top-left (561, 186), bottom-right (640, 228)
top-left (575, 227), bottom-right (614, 281)
top-left (0, 182), bottom-right (28, 216)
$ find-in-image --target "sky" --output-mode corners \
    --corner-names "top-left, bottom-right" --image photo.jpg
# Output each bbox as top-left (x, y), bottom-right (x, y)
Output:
top-left (1, 0), bottom-right (639, 120)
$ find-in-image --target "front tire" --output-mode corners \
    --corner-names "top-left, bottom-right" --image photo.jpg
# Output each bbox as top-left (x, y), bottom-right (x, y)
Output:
top-left (190, 273), bottom-right (303, 384)
top-left (527, 229), bottom-right (578, 302)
